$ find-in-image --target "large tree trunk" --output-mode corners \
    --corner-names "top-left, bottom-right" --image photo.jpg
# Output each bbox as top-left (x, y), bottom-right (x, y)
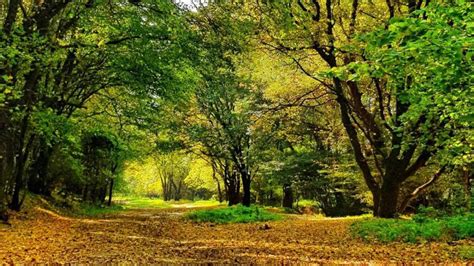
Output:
top-left (10, 132), bottom-right (35, 211)
top-left (241, 177), bottom-right (251, 207)
top-left (226, 172), bottom-right (240, 206)
top-left (237, 163), bottom-right (252, 207)
top-left (377, 179), bottom-right (400, 218)
top-left (282, 184), bottom-right (293, 208)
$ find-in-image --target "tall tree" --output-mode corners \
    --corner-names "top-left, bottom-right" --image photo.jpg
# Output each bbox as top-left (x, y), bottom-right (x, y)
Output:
top-left (250, 0), bottom-right (472, 217)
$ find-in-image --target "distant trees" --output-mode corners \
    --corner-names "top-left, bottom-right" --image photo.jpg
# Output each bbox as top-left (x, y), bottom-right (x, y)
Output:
top-left (155, 153), bottom-right (191, 201)
top-left (179, 3), bottom-right (263, 206)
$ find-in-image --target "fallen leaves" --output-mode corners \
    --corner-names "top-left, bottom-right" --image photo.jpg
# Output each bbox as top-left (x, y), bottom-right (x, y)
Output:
top-left (0, 206), bottom-right (472, 264)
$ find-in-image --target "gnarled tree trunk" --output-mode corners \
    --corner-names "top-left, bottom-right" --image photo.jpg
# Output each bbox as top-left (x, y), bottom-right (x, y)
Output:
top-left (377, 179), bottom-right (400, 218)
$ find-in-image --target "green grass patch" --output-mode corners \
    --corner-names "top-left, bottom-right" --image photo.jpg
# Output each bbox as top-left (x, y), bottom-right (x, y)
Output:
top-left (187, 200), bottom-right (224, 207)
top-left (113, 195), bottom-right (224, 209)
top-left (120, 198), bottom-right (173, 209)
top-left (351, 213), bottom-right (474, 243)
top-left (77, 204), bottom-right (125, 217)
top-left (186, 205), bottom-right (282, 224)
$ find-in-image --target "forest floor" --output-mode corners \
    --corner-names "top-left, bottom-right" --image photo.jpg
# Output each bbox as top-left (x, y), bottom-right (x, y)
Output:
top-left (0, 202), bottom-right (472, 264)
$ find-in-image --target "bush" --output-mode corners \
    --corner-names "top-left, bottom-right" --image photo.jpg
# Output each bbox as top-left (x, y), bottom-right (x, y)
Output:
top-left (351, 213), bottom-right (474, 243)
top-left (186, 205), bottom-right (281, 224)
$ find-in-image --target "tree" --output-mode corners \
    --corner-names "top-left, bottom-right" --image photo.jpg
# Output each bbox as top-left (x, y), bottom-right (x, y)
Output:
top-left (250, 0), bottom-right (473, 217)
top-left (155, 152), bottom-right (191, 201)
top-left (0, 0), bottom-right (196, 219)
top-left (81, 132), bottom-right (118, 204)
top-left (177, 3), bottom-right (262, 206)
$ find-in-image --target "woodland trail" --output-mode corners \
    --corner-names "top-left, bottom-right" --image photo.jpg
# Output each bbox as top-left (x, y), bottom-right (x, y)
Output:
top-left (0, 206), bottom-right (472, 264)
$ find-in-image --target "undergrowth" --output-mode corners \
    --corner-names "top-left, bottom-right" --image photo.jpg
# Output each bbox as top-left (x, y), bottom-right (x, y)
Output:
top-left (186, 205), bottom-right (282, 224)
top-left (351, 212), bottom-right (474, 243)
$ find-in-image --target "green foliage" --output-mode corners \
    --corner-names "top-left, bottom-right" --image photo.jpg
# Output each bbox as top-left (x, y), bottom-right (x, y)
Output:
top-left (186, 205), bottom-right (281, 224)
top-left (339, 2), bottom-right (474, 167)
top-left (351, 213), bottom-right (474, 243)
top-left (261, 147), bottom-right (369, 216)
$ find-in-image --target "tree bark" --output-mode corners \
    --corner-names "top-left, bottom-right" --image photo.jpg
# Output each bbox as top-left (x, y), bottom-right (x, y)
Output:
top-left (377, 179), bottom-right (400, 218)
top-left (282, 184), bottom-right (293, 208)
top-left (3, 0), bottom-right (21, 34)
top-left (10, 131), bottom-right (35, 211)
top-left (226, 172), bottom-right (240, 206)
top-left (241, 176), bottom-right (251, 207)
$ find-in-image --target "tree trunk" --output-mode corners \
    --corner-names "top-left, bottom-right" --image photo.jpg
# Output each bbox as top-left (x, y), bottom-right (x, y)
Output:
top-left (0, 166), bottom-right (8, 222)
top-left (3, 0), bottom-right (21, 34)
top-left (0, 139), bottom-right (12, 222)
top-left (216, 180), bottom-right (223, 203)
top-left (241, 177), bottom-right (251, 207)
top-left (82, 184), bottom-right (89, 201)
top-left (282, 184), bottom-right (293, 208)
top-left (227, 173), bottom-right (240, 206)
top-left (462, 168), bottom-right (472, 211)
top-left (372, 190), bottom-right (380, 216)
top-left (211, 165), bottom-right (223, 202)
top-left (107, 178), bottom-right (114, 206)
top-left (377, 180), bottom-right (400, 218)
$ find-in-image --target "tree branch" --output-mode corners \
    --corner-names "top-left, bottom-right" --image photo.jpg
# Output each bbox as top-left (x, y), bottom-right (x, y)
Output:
top-left (399, 165), bottom-right (446, 212)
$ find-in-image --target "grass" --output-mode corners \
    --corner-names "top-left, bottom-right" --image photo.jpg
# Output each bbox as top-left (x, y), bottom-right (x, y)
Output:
top-left (77, 204), bottom-right (126, 216)
top-left (296, 199), bottom-right (318, 207)
top-left (351, 213), bottom-right (474, 243)
top-left (186, 204), bottom-right (282, 224)
top-left (113, 195), bottom-right (224, 209)
top-left (74, 196), bottom-right (224, 217)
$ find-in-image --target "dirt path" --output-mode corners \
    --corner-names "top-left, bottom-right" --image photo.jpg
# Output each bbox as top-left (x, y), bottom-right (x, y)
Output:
top-left (0, 206), bottom-right (471, 264)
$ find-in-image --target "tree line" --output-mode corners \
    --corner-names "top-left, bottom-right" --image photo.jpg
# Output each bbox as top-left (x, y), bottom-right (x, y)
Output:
top-left (0, 0), bottom-right (472, 221)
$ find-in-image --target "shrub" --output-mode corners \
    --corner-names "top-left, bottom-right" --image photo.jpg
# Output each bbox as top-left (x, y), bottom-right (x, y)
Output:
top-left (186, 205), bottom-right (281, 224)
top-left (351, 213), bottom-right (474, 243)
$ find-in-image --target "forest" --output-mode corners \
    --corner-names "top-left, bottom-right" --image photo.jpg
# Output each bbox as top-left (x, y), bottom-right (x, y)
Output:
top-left (0, 0), bottom-right (473, 264)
